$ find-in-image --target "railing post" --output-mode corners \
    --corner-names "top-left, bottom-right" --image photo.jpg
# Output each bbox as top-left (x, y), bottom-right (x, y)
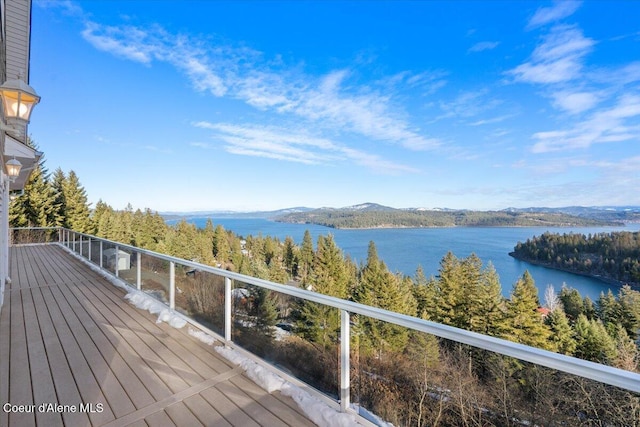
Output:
top-left (79, 235), bottom-right (83, 258)
top-left (99, 241), bottom-right (103, 268)
top-left (115, 245), bottom-right (119, 277)
top-left (340, 309), bottom-right (351, 412)
top-left (72, 232), bottom-right (76, 252)
top-left (137, 252), bottom-right (141, 290)
top-left (225, 277), bottom-right (232, 342)
top-left (88, 237), bottom-right (91, 262)
top-left (169, 261), bottom-right (175, 310)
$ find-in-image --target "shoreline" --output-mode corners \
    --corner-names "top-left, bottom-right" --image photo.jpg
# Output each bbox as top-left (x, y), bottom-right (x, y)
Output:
top-left (277, 221), bottom-right (625, 231)
top-left (508, 252), bottom-right (639, 291)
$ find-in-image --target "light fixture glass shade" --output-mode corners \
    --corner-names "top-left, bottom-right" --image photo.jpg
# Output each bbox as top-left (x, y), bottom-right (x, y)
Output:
top-left (6, 158), bottom-right (22, 178)
top-left (0, 79), bottom-right (40, 123)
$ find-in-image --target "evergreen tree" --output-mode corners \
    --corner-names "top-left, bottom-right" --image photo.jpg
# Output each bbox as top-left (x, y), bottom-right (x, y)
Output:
top-left (298, 230), bottom-right (314, 283)
top-left (267, 254), bottom-right (288, 284)
top-left (583, 296), bottom-right (596, 320)
top-left (503, 271), bottom-right (552, 349)
top-left (617, 285), bottom-right (640, 340)
top-left (92, 200), bottom-right (113, 238)
top-left (355, 241), bottom-right (417, 356)
top-left (252, 287), bottom-right (279, 338)
top-left (283, 236), bottom-right (297, 277)
top-left (9, 162), bottom-right (61, 228)
top-left (470, 262), bottom-right (505, 336)
top-left (559, 285), bottom-right (585, 321)
top-left (545, 308), bottom-right (576, 355)
top-left (433, 251), bottom-right (464, 326)
top-left (412, 265), bottom-right (438, 320)
top-left (60, 170), bottom-right (92, 233)
top-left (297, 235), bottom-right (349, 347)
top-left (612, 324), bottom-right (639, 372)
top-left (597, 290), bottom-right (619, 329)
top-left (573, 314), bottom-right (618, 364)
top-left (51, 168), bottom-right (67, 225)
top-left (212, 224), bottom-right (231, 264)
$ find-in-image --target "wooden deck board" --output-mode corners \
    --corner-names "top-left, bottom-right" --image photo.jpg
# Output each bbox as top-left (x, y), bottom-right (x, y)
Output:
top-left (23, 287), bottom-right (64, 427)
top-left (30, 283), bottom-right (91, 427)
top-left (0, 244), bottom-right (320, 427)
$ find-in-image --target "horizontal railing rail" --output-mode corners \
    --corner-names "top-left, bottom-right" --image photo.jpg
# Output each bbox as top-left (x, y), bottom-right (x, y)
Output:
top-left (11, 227), bottom-right (640, 419)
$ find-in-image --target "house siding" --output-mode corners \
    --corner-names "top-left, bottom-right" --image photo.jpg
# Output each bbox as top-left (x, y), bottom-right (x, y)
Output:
top-left (4, 0), bottom-right (29, 82)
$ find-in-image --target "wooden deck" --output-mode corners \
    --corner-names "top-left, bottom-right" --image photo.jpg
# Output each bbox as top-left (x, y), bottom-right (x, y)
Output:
top-left (0, 244), bottom-right (318, 427)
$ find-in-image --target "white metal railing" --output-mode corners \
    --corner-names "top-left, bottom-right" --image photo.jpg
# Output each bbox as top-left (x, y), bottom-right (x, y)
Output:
top-left (10, 227), bottom-right (640, 415)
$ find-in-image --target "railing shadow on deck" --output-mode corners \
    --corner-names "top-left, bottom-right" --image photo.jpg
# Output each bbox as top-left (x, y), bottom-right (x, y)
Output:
top-left (10, 227), bottom-right (640, 426)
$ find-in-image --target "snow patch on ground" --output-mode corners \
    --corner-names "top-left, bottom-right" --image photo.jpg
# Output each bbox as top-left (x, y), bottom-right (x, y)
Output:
top-left (214, 345), bottom-right (361, 426)
top-left (188, 328), bottom-right (216, 345)
top-left (60, 244), bottom-right (130, 291)
top-left (124, 290), bottom-right (187, 328)
top-left (60, 243), bottom-right (382, 426)
top-left (59, 244), bottom-right (187, 329)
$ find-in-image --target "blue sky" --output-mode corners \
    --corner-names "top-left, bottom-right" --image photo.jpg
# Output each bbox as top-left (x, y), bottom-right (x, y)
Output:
top-left (28, 1), bottom-right (640, 212)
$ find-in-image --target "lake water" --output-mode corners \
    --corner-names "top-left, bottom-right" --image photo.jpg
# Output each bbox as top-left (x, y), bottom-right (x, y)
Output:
top-left (171, 217), bottom-right (640, 301)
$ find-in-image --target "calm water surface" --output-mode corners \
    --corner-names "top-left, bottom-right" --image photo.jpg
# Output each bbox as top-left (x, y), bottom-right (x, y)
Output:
top-left (172, 218), bottom-right (640, 301)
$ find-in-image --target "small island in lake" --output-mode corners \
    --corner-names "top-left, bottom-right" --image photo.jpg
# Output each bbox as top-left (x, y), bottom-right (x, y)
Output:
top-left (275, 203), bottom-right (625, 229)
top-left (510, 231), bottom-right (640, 288)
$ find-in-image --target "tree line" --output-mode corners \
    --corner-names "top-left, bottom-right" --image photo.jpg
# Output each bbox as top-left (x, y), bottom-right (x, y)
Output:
top-left (277, 208), bottom-right (619, 229)
top-left (10, 158), bottom-right (640, 425)
top-left (511, 231), bottom-right (640, 286)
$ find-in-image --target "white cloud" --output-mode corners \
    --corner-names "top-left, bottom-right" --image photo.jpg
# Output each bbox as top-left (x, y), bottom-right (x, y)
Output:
top-left (81, 23), bottom-right (156, 64)
top-left (469, 114), bottom-right (515, 126)
top-left (527, 1), bottom-right (582, 29)
top-left (80, 20), bottom-right (440, 152)
top-left (193, 121), bottom-right (419, 174)
top-left (468, 41), bottom-right (500, 53)
top-left (551, 90), bottom-right (600, 114)
top-left (531, 94), bottom-right (640, 152)
top-left (438, 89), bottom-right (502, 120)
top-left (508, 25), bottom-right (594, 84)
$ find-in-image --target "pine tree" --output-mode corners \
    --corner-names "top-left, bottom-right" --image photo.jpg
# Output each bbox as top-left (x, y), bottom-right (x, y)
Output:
top-left (92, 200), bottom-right (113, 238)
top-left (51, 168), bottom-right (67, 225)
top-left (597, 290), bottom-right (619, 329)
top-left (355, 241), bottom-right (417, 356)
top-left (212, 224), bottom-right (231, 264)
top-left (412, 265), bottom-right (438, 320)
top-left (298, 230), bottom-right (314, 283)
top-left (433, 251), bottom-right (464, 326)
top-left (252, 287), bottom-right (279, 338)
top-left (297, 235), bottom-right (350, 347)
top-left (60, 170), bottom-right (93, 233)
top-left (559, 285), bottom-right (584, 321)
top-left (471, 262), bottom-right (506, 336)
top-left (283, 236), bottom-right (297, 277)
top-left (573, 314), bottom-right (618, 364)
top-left (9, 163), bottom-right (61, 228)
top-left (545, 308), bottom-right (576, 355)
top-left (617, 285), bottom-right (640, 340)
top-left (503, 271), bottom-right (552, 350)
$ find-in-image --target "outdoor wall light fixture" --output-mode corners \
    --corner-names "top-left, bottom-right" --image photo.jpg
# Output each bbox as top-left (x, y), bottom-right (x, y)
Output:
top-left (0, 78), bottom-right (40, 123)
top-left (5, 158), bottom-right (22, 182)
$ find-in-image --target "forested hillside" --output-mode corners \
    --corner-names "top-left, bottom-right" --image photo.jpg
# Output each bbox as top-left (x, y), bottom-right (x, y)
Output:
top-left (276, 206), bottom-right (620, 228)
top-left (511, 231), bottom-right (640, 287)
top-left (10, 160), bottom-right (640, 425)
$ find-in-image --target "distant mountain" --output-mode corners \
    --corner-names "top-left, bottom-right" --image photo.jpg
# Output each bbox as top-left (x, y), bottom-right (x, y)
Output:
top-left (343, 202), bottom-right (397, 211)
top-left (161, 207), bottom-right (314, 221)
top-left (275, 204), bottom-right (625, 229)
top-left (501, 206), bottom-right (640, 223)
top-left (162, 204), bottom-right (640, 227)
